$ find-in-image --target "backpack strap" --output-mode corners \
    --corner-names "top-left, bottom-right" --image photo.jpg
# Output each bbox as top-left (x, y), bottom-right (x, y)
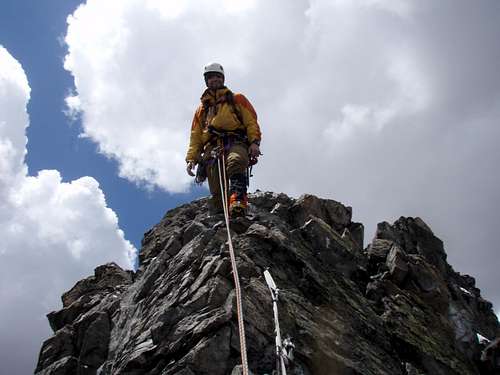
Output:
top-left (225, 91), bottom-right (244, 126)
top-left (200, 89), bottom-right (244, 128)
top-left (200, 99), bottom-right (212, 129)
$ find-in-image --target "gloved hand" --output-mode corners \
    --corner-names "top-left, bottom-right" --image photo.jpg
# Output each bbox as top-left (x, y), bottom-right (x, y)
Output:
top-left (186, 161), bottom-right (196, 176)
top-left (248, 143), bottom-right (261, 158)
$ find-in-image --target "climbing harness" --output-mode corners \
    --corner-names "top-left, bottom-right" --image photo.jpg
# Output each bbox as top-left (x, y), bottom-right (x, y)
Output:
top-left (264, 269), bottom-right (295, 375)
top-left (216, 144), bottom-right (250, 375)
top-left (194, 127), bottom-right (246, 186)
top-left (202, 126), bottom-right (256, 192)
top-left (208, 126), bottom-right (247, 147)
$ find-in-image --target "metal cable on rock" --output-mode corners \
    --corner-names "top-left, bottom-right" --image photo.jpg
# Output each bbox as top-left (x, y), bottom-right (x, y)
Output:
top-left (217, 152), bottom-right (250, 375)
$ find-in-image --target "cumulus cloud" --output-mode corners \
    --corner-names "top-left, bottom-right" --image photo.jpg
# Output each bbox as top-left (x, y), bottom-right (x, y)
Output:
top-left (63, 0), bottom-right (500, 312)
top-left (0, 46), bottom-right (136, 374)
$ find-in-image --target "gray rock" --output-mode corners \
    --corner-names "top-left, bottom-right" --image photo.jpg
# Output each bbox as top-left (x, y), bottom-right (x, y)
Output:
top-left (299, 215), bottom-right (362, 278)
top-left (35, 327), bottom-right (75, 373)
top-left (35, 356), bottom-right (78, 375)
top-left (231, 364), bottom-right (255, 375)
top-left (230, 216), bottom-right (253, 234)
top-left (405, 362), bottom-right (427, 375)
top-left (182, 220), bottom-right (207, 244)
top-left (269, 202), bottom-right (291, 220)
top-left (376, 217), bottom-right (448, 274)
top-left (61, 262), bottom-right (132, 308)
top-left (386, 245), bottom-right (409, 285)
top-left (291, 194), bottom-right (352, 231)
top-left (367, 238), bottom-right (394, 261)
top-left (348, 221), bottom-right (364, 252)
top-left (76, 311), bottom-right (110, 370)
top-left (35, 192), bottom-right (499, 375)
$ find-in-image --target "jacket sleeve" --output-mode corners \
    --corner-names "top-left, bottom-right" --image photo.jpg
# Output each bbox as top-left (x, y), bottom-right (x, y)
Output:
top-left (186, 106), bottom-right (203, 162)
top-left (234, 94), bottom-right (261, 144)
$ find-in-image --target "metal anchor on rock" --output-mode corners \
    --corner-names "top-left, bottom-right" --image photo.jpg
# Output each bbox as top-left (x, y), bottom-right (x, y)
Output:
top-left (264, 269), bottom-right (295, 375)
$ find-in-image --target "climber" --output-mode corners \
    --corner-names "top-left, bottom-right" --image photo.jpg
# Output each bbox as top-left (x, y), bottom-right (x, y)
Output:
top-left (185, 62), bottom-right (262, 216)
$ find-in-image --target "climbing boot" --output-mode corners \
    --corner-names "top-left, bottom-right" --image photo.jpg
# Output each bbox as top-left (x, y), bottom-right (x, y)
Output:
top-left (229, 192), bottom-right (248, 217)
top-left (208, 197), bottom-right (224, 217)
top-left (228, 173), bottom-right (248, 217)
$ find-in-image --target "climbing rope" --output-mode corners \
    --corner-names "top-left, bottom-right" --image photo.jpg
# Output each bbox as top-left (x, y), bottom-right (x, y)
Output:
top-left (217, 149), bottom-right (250, 375)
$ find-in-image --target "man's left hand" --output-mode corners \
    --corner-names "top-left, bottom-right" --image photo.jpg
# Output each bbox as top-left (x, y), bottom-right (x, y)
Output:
top-left (249, 143), bottom-right (261, 158)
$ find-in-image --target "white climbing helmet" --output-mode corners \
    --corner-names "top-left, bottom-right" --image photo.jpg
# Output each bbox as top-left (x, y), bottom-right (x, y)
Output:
top-left (203, 62), bottom-right (224, 77)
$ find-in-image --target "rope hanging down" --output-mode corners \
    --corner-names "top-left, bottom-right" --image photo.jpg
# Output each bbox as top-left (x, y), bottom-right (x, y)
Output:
top-left (217, 150), bottom-right (250, 375)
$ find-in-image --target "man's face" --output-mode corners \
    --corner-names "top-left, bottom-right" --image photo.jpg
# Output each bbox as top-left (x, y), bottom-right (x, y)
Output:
top-left (205, 72), bottom-right (224, 90)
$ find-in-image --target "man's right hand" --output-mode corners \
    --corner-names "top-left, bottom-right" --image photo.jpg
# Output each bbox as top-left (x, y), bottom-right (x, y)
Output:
top-left (186, 161), bottom-right (196, 177)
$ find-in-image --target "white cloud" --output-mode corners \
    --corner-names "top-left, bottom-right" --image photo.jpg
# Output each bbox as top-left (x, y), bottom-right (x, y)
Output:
top-left (63, 0), bottom-right (500, 315)
top-left (0, 46), bottom-right (136, 374)
top-left (363, 0), bottom-right (415, 18)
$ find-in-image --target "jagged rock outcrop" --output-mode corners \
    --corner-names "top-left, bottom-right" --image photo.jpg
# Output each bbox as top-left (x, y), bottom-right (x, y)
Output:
top-left (36, 192), bottom-right (500, 374)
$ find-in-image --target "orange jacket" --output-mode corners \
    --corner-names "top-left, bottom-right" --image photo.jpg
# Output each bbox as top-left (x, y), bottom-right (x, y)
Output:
top-left (186, 87), bottom-right (261, 162)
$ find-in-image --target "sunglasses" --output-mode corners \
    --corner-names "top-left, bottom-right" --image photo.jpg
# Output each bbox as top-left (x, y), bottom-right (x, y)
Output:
top-left (205, 72), bottom-right (224, 80)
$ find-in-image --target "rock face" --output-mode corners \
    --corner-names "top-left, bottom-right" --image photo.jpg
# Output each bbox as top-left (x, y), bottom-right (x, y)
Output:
top-left (35, 192), bottom-right (499, 374)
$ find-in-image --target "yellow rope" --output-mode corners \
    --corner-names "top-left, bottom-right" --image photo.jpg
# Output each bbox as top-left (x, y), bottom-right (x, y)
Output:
top-left (217, 152), bottom-right (250, 375)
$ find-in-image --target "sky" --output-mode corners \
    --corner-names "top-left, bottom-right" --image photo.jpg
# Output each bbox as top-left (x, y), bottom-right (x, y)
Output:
top-left (1, 0), bottom-right (500, 374)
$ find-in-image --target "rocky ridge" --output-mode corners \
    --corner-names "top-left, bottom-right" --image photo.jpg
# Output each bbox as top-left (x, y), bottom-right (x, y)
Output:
top-left (36, 192), bottom-right (499, 374)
